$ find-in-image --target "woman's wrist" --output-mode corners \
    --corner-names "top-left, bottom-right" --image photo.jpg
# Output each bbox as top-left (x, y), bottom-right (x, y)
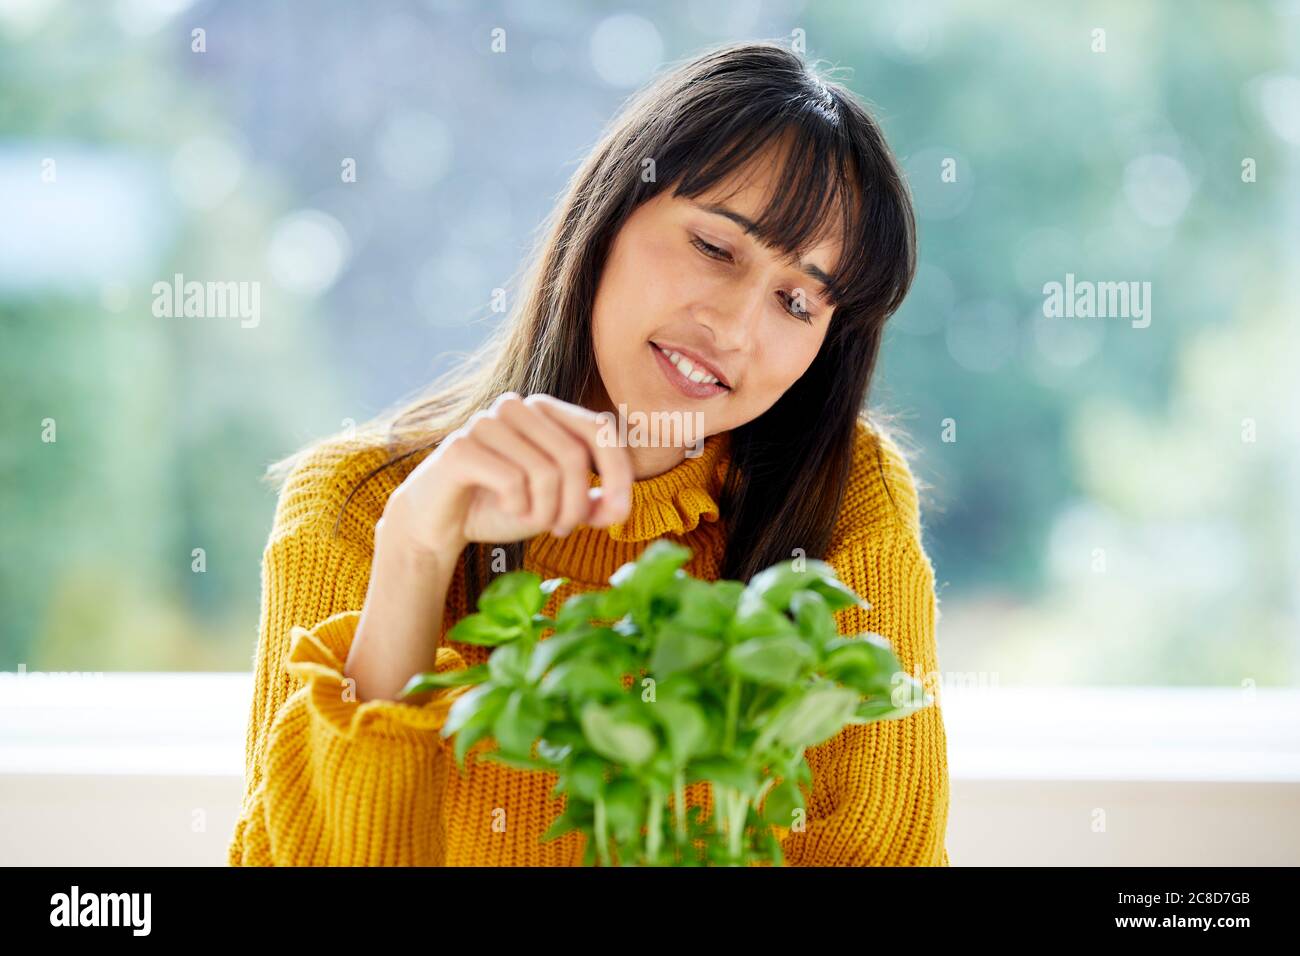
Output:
top-left (373, 510), bottom-right (466, 571)
top-left (345, 515), bottom-right (464, 703)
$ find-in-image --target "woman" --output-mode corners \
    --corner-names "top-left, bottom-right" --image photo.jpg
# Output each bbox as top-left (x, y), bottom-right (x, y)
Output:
top-left (228, 39), bottom-right (950, 866)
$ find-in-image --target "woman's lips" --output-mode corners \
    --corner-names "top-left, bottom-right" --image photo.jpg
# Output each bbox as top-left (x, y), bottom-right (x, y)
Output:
top-left (650, 342), bottom-right (730, 399)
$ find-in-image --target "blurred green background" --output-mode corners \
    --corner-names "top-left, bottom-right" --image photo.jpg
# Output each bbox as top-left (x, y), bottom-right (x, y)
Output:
top-left (2, 0), bottom-right (1297, 685)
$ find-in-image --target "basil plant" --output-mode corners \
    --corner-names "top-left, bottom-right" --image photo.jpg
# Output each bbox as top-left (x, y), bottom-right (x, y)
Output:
top-left (400, 540), bottom-right (932, 866)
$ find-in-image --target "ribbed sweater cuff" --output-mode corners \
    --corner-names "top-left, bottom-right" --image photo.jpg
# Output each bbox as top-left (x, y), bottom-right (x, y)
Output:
top-left (286, 610), bottom-right (474, 742)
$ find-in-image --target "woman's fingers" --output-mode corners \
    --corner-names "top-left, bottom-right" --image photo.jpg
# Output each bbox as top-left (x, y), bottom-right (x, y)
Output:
top-left (445, 428), bottom-right (531, 519)
top-left (496, 397), bottom-right (593, 535)
top-left (466, 411), bottom-right (556, 526)
top-left (524, 394), bottom-right (634, 528)
top-left (454, 392), bottom-right (635, 538)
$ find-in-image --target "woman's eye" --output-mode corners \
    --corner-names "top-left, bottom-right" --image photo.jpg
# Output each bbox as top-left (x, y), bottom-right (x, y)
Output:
top-left (781, 291), bottom-right (816, 324)
top-left (691, 235), bottom-right (815, 324)
top-left (690, 235), bottom-right (731, 262)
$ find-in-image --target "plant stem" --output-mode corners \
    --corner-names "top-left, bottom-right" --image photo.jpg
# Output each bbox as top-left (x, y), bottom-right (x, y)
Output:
top-left (594, 795), bottom-right (609, 867)
top-left (646, 789), bottom-right (663, 864)
top-left (719, 673), bottom-right (748, 865)
top-left (745, 686), bottom-right (772, 723)
top-left (673, 769), bottom-right (687, 850)
top-left (728, 789), bottom-right (748, 863)
top-left (713, 783), bottom-right (731, 860)
top-left (724, 673), bottom-right (740, 751)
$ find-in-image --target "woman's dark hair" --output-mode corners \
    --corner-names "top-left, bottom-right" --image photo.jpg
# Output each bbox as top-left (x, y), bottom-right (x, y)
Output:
top-left (268, 38), bottom-right (919, 610)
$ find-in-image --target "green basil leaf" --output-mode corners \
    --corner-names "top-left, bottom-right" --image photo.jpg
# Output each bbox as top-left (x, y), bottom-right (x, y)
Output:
top-left (823, 630), bottom-right (894, 656)
top-left (646, 748), bottom-right (677, 788)
top-left (849, 675), bottom-right (932, 722)
top-left (609, 540), bottom-right (691, 599)
top-left (525, 628), bottom-right (593, 683)
top-left (540, 659), bottom-right (625, 699)
top-left (650, 629), bottom-right (723, 679)
top-left (725, 635), bottom-right (815, 686)
top-left (493, 688), bottom-right (547, 756)
top-left (748, 558), bottom-right (856, 611)
top-left (746, 561), bottom-right (812, 611)
top-left (399, 663), bottom-right (489, 697)
top-left (555, 588), bottom-right (630, 627)
top-left (441, 683), bottom-right (505, 738)
top-left (555, 591), bottom-right (602, 627)
top-left (760, 777), bottom-right (805, 826)
top-left (671, 579), bottom-right (733, 636)
top-left (453, 717), bottom-right (494, 770)
top-left (809, 575), bottom-right (869, 612)
top-left (602, 777), bottom-right (645, 843)
top-left (565, 752), bottom-right (608, 802)
top-left (780, 685), bottom-right (860, 748)
top-left (448, 613), bottom-right (524, 646)
top-left (687, 756), bottom-right (758, 792)
top-left (657, 673), bottom-right (706, 700)
top-left (790, 590), bottom-right (835, 645)
top-left (487, 641), bottom-right (531, 686)
top-left (580, 700), bottom-right (657, 767)
top-left (758, 684), bottom-right (860, 751)
top-left (646, 697), bottom-right (710, 765)
top-left (766, 829), bottom-right (785, 866)
top-left (711, 580), bottom-right (745, 614)
top-left (539, 807), bottom-right (582, 843)
top-left (478, 570), bottom-right (546, 625)
top-left (823, 635), bottom-right (902, 696)
top-left (478, 750), bottom-right (554, 771)
top-left (728, 589), bottom-right (797, 641)
top-left (539, 723), bottom-right (586, 749)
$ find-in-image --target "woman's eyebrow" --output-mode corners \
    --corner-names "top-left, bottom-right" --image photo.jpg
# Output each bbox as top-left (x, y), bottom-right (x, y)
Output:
top-left (688, 199), bottom-right (835, 298)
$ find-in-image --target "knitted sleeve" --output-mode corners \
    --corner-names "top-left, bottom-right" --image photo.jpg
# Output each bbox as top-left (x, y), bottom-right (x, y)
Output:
top-left (227, 444), bottom-right (474, 866)
top-left (779, 527), bottom-right (951, 866)
top-left (777, 423), bottom-right (951, 866)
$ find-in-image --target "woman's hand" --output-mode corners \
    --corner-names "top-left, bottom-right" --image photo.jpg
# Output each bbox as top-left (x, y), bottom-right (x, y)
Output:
top-left (379, 392), bottom-right (635, 562)
top-left (348, 393), bottom-right (633, 702)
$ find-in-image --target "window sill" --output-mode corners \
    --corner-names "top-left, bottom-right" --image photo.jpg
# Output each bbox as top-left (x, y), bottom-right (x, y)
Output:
top-left (1, 673), bottom-right (1296, 781)
top-left (2, 674), bottom-right (1297, 865)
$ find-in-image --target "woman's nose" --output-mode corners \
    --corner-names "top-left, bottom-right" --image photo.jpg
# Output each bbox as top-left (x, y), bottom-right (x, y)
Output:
top-left (698, 280), bottom-right (768, 348)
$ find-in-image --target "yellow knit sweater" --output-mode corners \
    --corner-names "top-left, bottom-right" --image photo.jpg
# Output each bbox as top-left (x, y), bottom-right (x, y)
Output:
top-left (227, 419), bottom-right (951, 866)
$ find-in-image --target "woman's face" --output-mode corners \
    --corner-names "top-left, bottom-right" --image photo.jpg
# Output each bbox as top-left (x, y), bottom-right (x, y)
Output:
top-left (588, 149), bottom-right (842, 450)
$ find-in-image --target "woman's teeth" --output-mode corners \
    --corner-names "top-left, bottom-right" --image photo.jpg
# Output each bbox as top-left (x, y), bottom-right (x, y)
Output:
top-left (662, 348), bottom-right (721, 385)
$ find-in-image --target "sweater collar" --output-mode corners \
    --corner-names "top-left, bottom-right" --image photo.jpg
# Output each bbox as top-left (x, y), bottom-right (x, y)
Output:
top-left (587, 430), bottom-right (731, 542)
